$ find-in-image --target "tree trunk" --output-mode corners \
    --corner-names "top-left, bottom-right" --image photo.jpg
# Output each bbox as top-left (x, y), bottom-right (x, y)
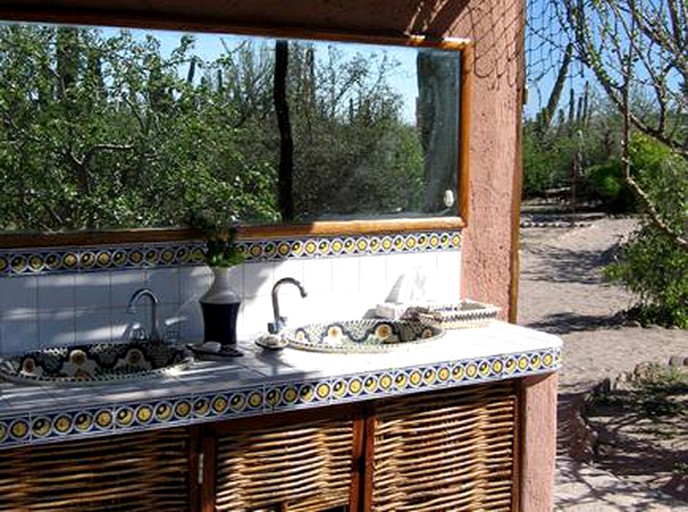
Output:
top-left (274, 40), bottom-right (294, 222)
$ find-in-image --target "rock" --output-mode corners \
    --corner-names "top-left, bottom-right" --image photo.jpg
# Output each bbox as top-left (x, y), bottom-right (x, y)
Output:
top-left (595, 378), bottom-right (612, 394)
top-left (613, 373), bottom-right (632, 391)
top-left (669, 356), bottom-right (684, 367)
top-left (634, 362), bottom-right (653, 377)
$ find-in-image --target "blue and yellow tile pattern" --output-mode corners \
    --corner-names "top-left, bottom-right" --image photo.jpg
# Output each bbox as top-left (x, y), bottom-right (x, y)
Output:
top-left (0, 346), bottom-right (560, 450)
top-left (0, 230), bottom-right (461, 277)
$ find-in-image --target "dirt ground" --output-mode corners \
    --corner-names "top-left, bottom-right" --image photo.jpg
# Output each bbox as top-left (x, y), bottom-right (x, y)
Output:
top-left (518, 216), bottom-right (688, 503)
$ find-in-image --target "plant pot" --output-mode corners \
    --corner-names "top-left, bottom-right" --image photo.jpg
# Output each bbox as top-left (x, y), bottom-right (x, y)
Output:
top-left (199, 267), bottom-right (241, 346)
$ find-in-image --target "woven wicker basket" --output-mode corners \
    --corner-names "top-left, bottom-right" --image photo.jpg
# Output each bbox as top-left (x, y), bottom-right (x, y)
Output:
top-left (215, 417), bottom-right (354, 511)
top-left (0, 429), bottom-right (190, 511)
top-left (371, 382), bottom-right (517, 511)
top-left (405, 300), bottom-right (500, 330)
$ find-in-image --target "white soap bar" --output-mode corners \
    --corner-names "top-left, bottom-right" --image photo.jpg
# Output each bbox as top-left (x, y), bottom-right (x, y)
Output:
top-left (376, 302), bottom-right (407, 320)
top-left (201, 341), bottom-right (221, 352)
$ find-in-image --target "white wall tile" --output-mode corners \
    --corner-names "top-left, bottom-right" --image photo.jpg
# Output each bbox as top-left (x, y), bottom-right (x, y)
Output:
top-left (0, 276), bottom-right (37, 316)
top-left (332, 257), bottom-right (360, 294)
top-left (75, 273), bottom-right (111, 310)
top-left (359, 255), bottom-right (387, 302)
top-left (109, 269), bottom-right (147, 309)
top-left (0, 313), bottom-right (39, 354)
top-left (37, 274), bottom-right (76, 311)
top-left (272, 287), bottom-right (308, 327)
top-left (146, 268), bottom-right (180, 305)
top-left (273, 259), bottom-right (305, 285)
top-left (74, 308), bottom-right (112, 344)
top-left (177, 299), bottom-right (205, 342)
top-left (240, 296), bottom-right (273, 338)
top-left (303, 291), bottom-right (372, 322)
top-left (434, 250), bottom-right (462, 303)
top-left (0, 235), bottom-right (465, 355)
top-left (37, 309), bottom-right (75, 347)
top-left (303, 258), bottom-right (332, 294)
top-left (179, 266), bottom-right (212, 303)
top-left (384, 253), bottom-right (427, 291)
top-left (243, 262), bottom-right (273, 298)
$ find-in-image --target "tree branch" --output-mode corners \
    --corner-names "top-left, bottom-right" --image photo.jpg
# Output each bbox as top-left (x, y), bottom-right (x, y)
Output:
top-left (619, 0), bottom-right (688, 250)
top-left (623, 172), bottom-right (688, 249)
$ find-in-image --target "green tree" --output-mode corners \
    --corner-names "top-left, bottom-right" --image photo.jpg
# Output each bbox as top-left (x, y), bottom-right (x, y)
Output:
top-left (549, 0), bottom-right (688, 250)
top-left (0, 25), bottom-right (438, 232)
top-left (605, 135), bottom-right (688, 327)
top-left (0, 25), bottom-right (279, 231)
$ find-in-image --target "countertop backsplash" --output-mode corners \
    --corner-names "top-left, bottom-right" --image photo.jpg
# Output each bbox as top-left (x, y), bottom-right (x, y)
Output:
top-left (0, 233), bottom-right (461, 355)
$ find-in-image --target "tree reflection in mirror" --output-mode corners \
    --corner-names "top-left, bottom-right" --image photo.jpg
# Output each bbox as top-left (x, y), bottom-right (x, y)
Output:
top-left (0, 22), bottom-right (461, 233)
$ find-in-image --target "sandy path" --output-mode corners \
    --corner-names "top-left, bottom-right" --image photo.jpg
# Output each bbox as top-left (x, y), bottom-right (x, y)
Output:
top-left (519, 217), bottom-right (687, 394)
top-left (518, 217), bottom-right (688, 509)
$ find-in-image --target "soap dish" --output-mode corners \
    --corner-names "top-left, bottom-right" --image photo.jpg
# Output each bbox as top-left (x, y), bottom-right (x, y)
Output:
top-left (186, 342), bottom-right (243, 359)
top-left (404, 300), bottom-right (500, 330)
top-left (255, 335), bottom-right (288, 351)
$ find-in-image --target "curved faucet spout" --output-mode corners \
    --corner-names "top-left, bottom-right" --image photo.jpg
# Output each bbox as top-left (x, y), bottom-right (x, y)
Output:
top-left (269, 278), bottom-right (307, 334)
top-left (127, 288), bottom-right (161, 342)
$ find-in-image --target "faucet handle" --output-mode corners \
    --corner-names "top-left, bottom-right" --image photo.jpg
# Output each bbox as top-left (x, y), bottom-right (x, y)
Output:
top-left (131, 325), bottom-right (148, 342)
top-left (267, 316), bottom-right (288, 334)
top-left (163, 317), bottom-right (183, 344)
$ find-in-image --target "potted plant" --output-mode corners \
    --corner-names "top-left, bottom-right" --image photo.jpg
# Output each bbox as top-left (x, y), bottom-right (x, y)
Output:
top-left (188, 211), bottom-right (245, 353)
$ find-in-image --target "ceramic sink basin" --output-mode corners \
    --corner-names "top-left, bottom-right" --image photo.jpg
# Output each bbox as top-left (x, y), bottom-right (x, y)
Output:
top-left (281, 319), bottom-right (443, 353)
top-left (0, 341), bottom-right (192, 386)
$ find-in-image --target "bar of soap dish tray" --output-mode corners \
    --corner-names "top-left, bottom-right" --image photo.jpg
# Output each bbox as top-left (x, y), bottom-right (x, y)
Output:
top-left (186, 342), bottom-right (244, 359)
top-left (405, 300), bottom-right (500, 330)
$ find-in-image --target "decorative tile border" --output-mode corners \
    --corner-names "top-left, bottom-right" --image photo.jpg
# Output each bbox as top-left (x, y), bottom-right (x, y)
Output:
top-left (0, 230), bottom-right (461, 277)
top-left (0, 346), bottom-right (559, 450)
top-left (0, 242), bottom-right (207, 277)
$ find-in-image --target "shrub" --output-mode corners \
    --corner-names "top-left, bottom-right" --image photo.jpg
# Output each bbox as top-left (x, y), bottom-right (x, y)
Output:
top-left (606, 226), bottom-right (688, 328)
top-left (604, 135), bottom-right (688, 328)
top-left (585, 160), bottom-right (637, 213)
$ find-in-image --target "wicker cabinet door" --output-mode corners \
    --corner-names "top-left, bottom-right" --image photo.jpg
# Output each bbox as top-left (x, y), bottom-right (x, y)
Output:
top-left (0, 428), bottom-right (191, 511)
top-left (371, 382), bottom-right (517, 512)
top-left (214, 417), bottom-right (355, 512)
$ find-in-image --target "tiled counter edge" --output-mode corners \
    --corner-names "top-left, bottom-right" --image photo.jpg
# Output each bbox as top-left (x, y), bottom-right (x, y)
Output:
top-left (0, 322), bottom-right (562, 450)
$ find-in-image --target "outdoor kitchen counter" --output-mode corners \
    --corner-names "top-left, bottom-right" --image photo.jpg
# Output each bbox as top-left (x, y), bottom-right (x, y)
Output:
top-left (0, 321), bottom-right (562, 450)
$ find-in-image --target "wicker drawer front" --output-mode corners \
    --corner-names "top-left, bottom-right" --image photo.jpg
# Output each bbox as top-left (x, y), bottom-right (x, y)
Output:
top-left (372, 383), bottom-right (517, 512)
top-left (215, 418), bottom-right (354, 512)
top-left (0, 428), bottom-right (191, 511)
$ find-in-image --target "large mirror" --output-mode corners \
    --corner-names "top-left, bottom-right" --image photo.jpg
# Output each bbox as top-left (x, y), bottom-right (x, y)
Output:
top-left (0, 21), bottom-right (464, 236)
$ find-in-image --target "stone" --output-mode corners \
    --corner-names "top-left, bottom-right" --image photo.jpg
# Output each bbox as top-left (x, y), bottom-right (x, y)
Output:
top-left (669, 356), bottom-right (684, 367)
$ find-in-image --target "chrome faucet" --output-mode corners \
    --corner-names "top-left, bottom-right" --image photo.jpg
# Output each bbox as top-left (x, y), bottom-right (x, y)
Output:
top-left (268, 277), bottom-right (307, 334)
top-left (127, 288), bottom-right (161, 342)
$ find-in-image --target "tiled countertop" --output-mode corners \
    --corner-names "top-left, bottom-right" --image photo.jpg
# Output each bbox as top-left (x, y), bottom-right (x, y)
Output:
top-left (0, 321), bottom-right (562, 450)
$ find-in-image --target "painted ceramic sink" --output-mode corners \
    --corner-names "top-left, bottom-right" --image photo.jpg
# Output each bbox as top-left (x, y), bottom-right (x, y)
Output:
top-left (0, 341), bottom-right (192, 386)
top-left (281, 319), bottom-right (443, 353)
